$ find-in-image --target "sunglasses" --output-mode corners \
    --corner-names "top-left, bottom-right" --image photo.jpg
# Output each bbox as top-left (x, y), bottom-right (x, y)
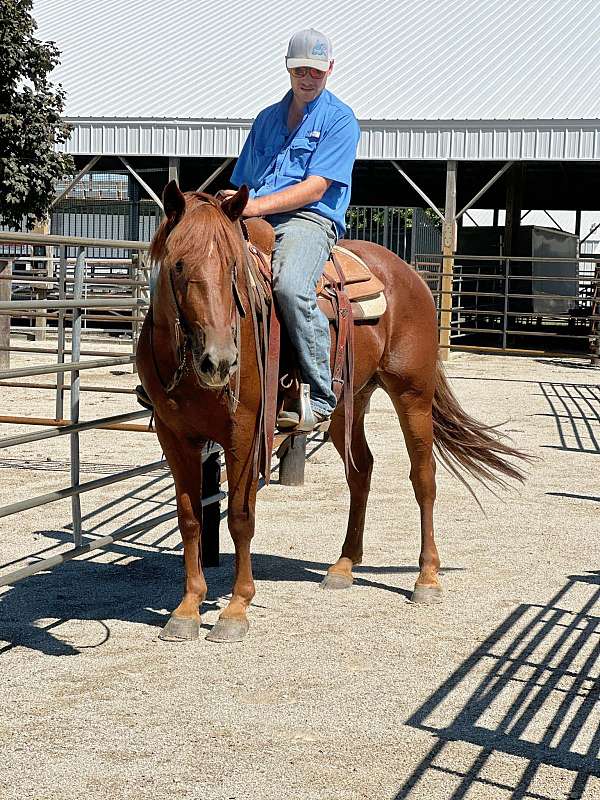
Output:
top-left (289, 66), bottom-right (327, 80)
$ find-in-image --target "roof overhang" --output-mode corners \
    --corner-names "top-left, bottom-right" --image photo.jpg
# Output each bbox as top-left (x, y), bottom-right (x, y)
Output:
top-left (60, 118), bottom-right (600, 161)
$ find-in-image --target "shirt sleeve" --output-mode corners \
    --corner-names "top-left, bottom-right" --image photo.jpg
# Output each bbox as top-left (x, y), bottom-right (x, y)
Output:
top-left (231, 124), bottom-right (257, 189)
top-left (306, 113), bottom-right (361, 187)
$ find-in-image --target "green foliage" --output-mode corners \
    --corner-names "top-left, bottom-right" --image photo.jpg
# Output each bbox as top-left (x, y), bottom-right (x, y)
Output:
top-left (0, 0), bottom-right (74, 230)
top-left (345, 206), bottom-right (442, 230)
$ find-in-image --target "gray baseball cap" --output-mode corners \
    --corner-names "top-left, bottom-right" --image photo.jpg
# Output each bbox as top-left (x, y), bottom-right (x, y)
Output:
top-left (285, 28), bottom-right (333, 70)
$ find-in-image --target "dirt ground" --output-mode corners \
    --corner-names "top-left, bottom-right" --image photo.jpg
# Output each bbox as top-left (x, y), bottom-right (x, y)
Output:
top-left (0, 342), bottom-right (598, 800)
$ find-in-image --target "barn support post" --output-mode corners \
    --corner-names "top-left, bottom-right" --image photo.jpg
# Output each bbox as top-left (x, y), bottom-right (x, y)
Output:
top-left (32, 217), bottom-right (51, 341)
top-left (440, 160), bottom-right (457, 362)
top-left (504, 163), bottom-right (524, 259)
top-left (168, 156), bottom-right (180, 185)
top-left (0, 259), bottom-right (12, 369)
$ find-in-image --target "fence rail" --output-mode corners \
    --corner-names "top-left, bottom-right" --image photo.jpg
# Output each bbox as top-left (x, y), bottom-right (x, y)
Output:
top-left (0, 230), bottom-right (218, 590)
top-left (415, 252), bottom-right (600, 363)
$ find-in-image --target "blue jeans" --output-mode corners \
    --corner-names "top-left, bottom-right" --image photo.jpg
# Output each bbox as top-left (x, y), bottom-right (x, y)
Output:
top-left (267, 211), bottom-right (337, 416)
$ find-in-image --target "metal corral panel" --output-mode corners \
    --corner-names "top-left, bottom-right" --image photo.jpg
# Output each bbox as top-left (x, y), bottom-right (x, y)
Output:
top-left (458, 225), bottom-right (579, 316)
top-left (33, 0), bottom-right (600, 160)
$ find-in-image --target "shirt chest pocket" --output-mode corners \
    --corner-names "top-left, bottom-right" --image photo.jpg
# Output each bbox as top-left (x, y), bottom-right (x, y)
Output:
top-left (256, 144), bottom-right (280, 178)
top-left (283, 137), bottom-right (318, 179)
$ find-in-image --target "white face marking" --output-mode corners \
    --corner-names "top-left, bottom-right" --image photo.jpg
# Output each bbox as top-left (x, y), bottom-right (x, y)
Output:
top-left (207, 241), bottom-right (214, 259)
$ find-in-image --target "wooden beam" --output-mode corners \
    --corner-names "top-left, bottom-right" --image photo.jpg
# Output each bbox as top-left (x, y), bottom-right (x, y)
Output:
top-left (439, 160), bottom-right (457, 362)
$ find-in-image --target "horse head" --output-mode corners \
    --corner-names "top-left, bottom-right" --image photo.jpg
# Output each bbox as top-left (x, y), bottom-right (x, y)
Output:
top-left (151, 181), bottom-right (249, 389)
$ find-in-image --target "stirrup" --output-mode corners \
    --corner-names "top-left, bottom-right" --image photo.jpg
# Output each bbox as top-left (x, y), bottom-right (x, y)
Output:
top-left (277, 384), bottom-right (331, 434)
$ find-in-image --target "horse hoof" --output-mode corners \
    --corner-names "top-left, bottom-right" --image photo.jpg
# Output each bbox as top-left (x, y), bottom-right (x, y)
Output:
top-left (320, 572), bottom-right (353, 590)
top-left (410, 584), bottom-right (443, 605)
top-left (205, 618), bottom-right (249, 643)
top-left (158, 614), bottom-right (200, 641)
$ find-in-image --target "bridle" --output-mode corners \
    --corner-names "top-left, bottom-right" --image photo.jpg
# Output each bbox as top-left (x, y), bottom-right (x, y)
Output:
top-left (149, 210), bottom-right (248, 410)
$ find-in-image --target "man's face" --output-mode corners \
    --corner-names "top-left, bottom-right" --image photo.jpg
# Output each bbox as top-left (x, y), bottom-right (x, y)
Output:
top-left (288, 62), bottom-right (333, 104)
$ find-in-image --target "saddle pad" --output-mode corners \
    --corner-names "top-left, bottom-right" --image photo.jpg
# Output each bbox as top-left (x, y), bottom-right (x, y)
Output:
top-left (318, 246), bottom-right (385, 301)
top-left (324, 245), bottom-right (372, 284)
top-left (317, 291), bottom-right (387, 322)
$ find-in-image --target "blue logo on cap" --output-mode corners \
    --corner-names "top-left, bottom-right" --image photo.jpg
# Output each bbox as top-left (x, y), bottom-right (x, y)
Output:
top-left (312, 41), bottom-right (328, 56)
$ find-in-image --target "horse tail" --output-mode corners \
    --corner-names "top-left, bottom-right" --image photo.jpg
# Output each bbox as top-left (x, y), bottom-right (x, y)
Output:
top-left (431, 361), bottom-right (532, 502)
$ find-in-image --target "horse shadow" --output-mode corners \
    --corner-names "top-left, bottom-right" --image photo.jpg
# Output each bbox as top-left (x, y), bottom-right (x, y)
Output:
top-left (0, 530), bottom-right (464, 657)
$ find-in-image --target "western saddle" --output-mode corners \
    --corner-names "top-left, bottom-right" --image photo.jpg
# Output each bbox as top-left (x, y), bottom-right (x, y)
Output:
top-left (239, 217), bottom-right (386, 479)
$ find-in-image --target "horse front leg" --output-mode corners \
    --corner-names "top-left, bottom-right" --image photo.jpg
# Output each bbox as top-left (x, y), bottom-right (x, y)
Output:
top-left (155, 417), bottom-right (207, 641)
top-left (206, 433), bottom-right (258, 643)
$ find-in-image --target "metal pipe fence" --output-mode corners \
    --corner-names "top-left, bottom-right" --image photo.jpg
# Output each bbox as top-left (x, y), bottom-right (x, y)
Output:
top-left (0, 230), bottom-right (227, 588)
top-left (414, 252), bottom-right (600, 363)
top-left (1, 227), bottom-right (597, 589)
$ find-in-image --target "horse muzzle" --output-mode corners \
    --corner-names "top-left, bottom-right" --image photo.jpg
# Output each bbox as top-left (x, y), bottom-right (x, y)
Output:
top-left (191, 345), bottom-right (238, 388)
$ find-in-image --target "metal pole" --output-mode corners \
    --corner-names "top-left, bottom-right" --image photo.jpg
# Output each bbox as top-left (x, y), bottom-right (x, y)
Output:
top-left (131, 251), bottom-right (140, 374)
top-left (70, 246), bottom-right (85, 545)
top-left (440, 160), bottom-right (457, 361)
top-left (0, 260), bottom-right (12, 370)
top-left (502, 256), bottom-right (510, 350)
top-left (56, 245), bottom-right (67, 420)
top-left (382, 206), bottom-right (390, 250)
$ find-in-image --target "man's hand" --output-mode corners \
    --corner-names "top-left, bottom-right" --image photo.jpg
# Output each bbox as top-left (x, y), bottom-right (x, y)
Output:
top-left (241, 197), bottom-right (264, 218)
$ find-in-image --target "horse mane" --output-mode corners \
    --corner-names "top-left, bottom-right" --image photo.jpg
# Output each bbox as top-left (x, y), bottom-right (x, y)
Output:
top-left (149, 191), bottom-right (243, 267)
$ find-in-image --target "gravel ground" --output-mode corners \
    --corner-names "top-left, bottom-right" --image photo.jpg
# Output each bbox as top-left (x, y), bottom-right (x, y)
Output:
top-left (0, 342), bottom-right (599, 800)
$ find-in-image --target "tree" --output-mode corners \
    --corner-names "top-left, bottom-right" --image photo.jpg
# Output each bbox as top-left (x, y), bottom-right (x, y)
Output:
top-left (0, 0), bottom-right (74, 230)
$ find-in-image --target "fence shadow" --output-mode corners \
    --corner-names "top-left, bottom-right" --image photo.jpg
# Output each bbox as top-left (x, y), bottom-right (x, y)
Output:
top-left (394, 572), bottom-right (600, 799)
top-left (538, 382), bottom-right (600, 454)
top-left (534, 359), bottom-right (599, 372)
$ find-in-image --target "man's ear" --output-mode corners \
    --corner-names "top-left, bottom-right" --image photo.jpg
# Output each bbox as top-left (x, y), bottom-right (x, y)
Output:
top-left (163, 180), bottom-right (186, 226)
top-left (221, 185), bottom-right (249, 222)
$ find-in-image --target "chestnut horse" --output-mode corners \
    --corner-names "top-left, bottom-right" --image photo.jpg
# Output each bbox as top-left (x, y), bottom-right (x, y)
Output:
top-left (136, 181), bottom-right (526, 643)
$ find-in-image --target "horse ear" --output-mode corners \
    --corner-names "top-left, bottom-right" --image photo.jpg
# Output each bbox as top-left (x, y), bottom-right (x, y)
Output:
top-left (163, 180), bottom-right (186, 225)
top-left (221, 185), bottom-right (249, 222)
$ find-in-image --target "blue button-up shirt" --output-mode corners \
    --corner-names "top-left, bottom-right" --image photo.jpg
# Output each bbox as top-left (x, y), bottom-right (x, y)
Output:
top-left (231, 89), bottom-right (360, 237)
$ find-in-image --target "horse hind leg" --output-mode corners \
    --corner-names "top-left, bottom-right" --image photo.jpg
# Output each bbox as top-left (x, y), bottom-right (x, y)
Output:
top-left (383, 376), bottom-right (442, 604)
top-left (321, 386), bottom-right (375, 590)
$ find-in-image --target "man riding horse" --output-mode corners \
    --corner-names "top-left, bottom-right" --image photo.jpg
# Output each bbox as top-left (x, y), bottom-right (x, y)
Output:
top-left (221, 28), bottom-right (361, 431)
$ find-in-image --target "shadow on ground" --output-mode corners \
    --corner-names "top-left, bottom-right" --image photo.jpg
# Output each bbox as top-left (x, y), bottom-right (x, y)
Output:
top-left (538, 381), bottom-right (600, 454)
top-left (394, 571), bottom-right (600, 799)
top-left (0, 529), bottom-right (464, 657)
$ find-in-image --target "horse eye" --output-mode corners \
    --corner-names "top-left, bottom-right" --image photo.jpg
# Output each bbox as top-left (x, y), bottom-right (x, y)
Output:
top-left (174, 260), bottom-right (183, 273)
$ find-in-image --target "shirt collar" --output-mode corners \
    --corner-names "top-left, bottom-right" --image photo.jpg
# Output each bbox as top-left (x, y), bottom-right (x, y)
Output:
top-left (279, 89), bottom-right (327, 126)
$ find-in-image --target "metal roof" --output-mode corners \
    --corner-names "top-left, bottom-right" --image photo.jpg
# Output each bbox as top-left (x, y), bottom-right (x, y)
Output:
top-left (33, 0), bottom-right (600, 160)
